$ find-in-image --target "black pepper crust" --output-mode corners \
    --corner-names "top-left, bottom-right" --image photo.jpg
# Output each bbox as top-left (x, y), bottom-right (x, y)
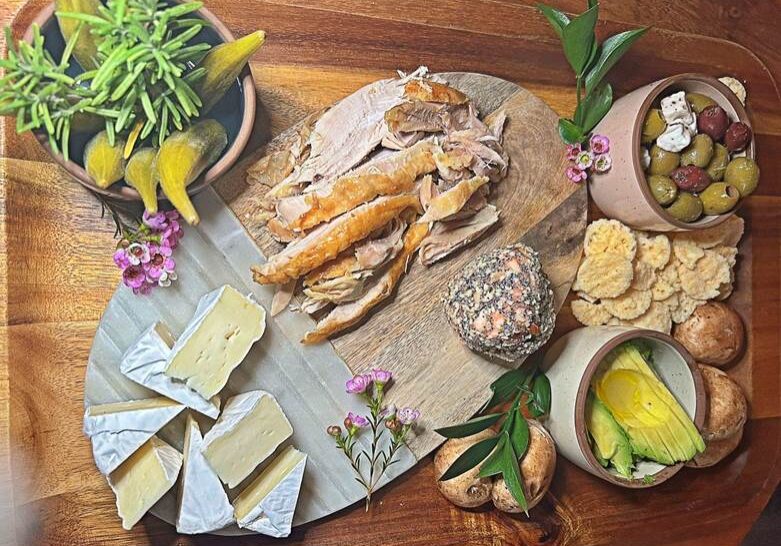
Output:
top-left (443, 243), bottom-right (556, 362)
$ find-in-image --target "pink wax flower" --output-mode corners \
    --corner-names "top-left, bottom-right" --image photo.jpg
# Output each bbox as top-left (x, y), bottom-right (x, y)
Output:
top-left (122, 265), bottom-right (146, 290)
top-left (346, 374), bottom-right (373, 394)
top-left (370, 368), bottom-right (392, 386)
top-left (142, 211), bottom-right (169, 231)
top-left (113, 248), bottom-right (131, 269)
top-left (590, 134), bottom-right (610, 155)
top-left (144, 244), bottom-right (173, 281)
top-left (348, 412), bottom-right (370, 428)
top-left (126, 242), bottom-right (150, 265)
top-left (397, 407), bottom-right (421, 425)
top-left (566, 143), bottom-right (581, 161)
top-left (593, 153), bottom-right (613, 173)
top-left (574, 150), bottom-right (594, 170)
top-left (566, 166), bottom-right (588, 183)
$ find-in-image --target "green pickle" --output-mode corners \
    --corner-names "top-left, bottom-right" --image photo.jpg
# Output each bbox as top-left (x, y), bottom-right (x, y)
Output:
top-left (706, 143), bottom-right (730, 182)
top-left (195, 30), bottom-right (266, 114)
top-left (665, 192), bottom-right (704, 223)
top-left (685, 92), bottom-right (717, 114)
top-left (648, 144), bottom-right (680, 176)
top-left (680, 134), bottom-right (714, 168)
top-left (648, 175), bottom-right (678, 206)
top-left (724, 157), bottom-right (760, 197)
top-left (157, 119), bottom-right (228, 225)
top-left (700, 183), bottom-right (740, 215)
top-left (84, 130), bottom-right (126, 189)
top-left (55, 0), bottom-right (103, 70)
top-left (641, 109), bottom-right (667, 144)
top-left (125, 148), bottom-right (159, 213)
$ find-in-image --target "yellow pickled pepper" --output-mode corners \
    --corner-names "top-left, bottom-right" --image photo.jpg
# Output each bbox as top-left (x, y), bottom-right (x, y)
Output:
top-left (84, 130), bottom-right (126, 189)
top-left (156, 119), bottom-right (228, 225)
top-left (195, 30), bottom-right (266, 114)
top-left (55, 0), bottom-right (103, 70)
top-left (125, 148), bottom-right (159, 213)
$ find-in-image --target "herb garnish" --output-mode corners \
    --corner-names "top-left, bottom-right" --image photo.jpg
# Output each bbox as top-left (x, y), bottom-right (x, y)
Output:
top-left (435, 366), bottom-right (552, 513)
top-left (537, 1), bottom-right (647, 144)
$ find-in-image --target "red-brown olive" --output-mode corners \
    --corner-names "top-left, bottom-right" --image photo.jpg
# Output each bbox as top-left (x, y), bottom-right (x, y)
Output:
top-left (697, 105), bottom-right (729, 142)
top-left (671, 165), bottom-right (711, 192)
top-left (723, 122), bottom-right (752, 152)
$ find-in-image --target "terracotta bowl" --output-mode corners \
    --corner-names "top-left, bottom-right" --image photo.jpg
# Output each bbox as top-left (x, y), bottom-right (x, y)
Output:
top-left (542, 326), bottom-right (706, 488)
top-left (23, 2), bottom-right (256, 202)
top-left (590, 74), bottom-right (754, 231)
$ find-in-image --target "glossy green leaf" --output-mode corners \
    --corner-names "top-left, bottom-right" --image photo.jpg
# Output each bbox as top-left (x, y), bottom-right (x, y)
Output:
top-left (435, 413), bottom-right (503, 438)
top-left (480, 368), bottom-right (531, 412)
top-left (561, 4), bottom-right (599, 76)
top-left (530, 373), bottom-right (552, 417)
top-left (582, 82), bottom-right (613, 134)
top-left (558, 118), bottom-right (586, 144)
top-left (439, 436), bottom-right (500, 482)
top-left (536, 4), bottom-right (570, 38)
top-left (503, 442), bottom-right (529, 513)
top-left (585, 28), bottom-right (648, 93)
top-left (478, 431), bottom-right (509, 478)
top-left (509, 412), bottom-right (530, 458)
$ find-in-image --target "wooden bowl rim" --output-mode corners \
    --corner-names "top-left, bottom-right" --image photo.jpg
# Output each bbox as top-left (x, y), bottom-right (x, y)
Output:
top-left (573, 328), bottom-right (707, 488)
top-left (632, 73), bottom-right (755, 231)
top-left (24, 2), bottom-right (256, 202)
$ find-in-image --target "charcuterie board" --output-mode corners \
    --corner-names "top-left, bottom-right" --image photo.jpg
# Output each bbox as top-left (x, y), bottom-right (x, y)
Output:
top-left (84, 72), bottom-right (587, 531)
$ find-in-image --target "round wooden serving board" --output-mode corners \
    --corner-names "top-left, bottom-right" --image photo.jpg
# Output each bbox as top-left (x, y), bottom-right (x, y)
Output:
top-left (84, 73), bottom-right (586, 533)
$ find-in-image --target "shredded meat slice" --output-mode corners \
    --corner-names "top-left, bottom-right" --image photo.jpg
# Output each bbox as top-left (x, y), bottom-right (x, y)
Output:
top-left (270, 280), bottom-right (297, 316)
top-left (252, 194), bottom-right (421, 285)
top-left (419, 205), bottom-right (499, 266)
top-left (403, 80), bottom-right (469, 104)
top-left (417, 176), bottom-right (489, 224)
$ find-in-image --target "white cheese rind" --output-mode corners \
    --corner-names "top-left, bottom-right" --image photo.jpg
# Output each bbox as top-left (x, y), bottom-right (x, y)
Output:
top-left (234, 447), bottom-right (307, 538)
top-left (201, 390), bottom-right (293, 488)
top-left (176, 415), bottom-right (236, 534)
top-left (120, 323), bottom-right (221, 418)
top-left (164, 285), bottom-right (267, 399)
top-left (83, 397), bottom-right (185, 475)
top-left (108, 436), bottom-right (183, 530)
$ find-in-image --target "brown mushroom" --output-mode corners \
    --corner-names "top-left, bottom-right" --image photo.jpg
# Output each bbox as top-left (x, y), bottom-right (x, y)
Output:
top-left (434, 429), bottom-right (495, 508)
top-left (673, 302), bottom-right (745, 366)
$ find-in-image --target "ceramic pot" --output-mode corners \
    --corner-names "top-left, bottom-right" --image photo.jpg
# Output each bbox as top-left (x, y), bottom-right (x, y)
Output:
top-left (23, 2), bottom-right (256, 202)
top-left (542, 326), bottom-right (706, 488)
top-left (589, 73), bottom-right (754, 231)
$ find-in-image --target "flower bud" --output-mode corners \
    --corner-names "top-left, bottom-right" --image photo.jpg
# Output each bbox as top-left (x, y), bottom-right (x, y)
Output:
top-left (327, 425), bottom-right (342, 437)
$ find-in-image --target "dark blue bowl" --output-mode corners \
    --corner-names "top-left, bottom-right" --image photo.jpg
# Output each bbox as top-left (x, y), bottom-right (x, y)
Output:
top-left (27, 2), bottom-right (256, 200)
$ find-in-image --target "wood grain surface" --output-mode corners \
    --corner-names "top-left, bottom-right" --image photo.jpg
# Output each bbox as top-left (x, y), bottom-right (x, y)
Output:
top-left (217, 72), bottom-right (587, 459)
top-left (1, 1), bottom-right (780, 545)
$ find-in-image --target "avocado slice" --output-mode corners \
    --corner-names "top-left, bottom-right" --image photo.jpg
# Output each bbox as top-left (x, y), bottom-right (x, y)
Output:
top-left (593, 342), bottom-right (705, 465)
top-left (586, 391), bottom-right (634, 478)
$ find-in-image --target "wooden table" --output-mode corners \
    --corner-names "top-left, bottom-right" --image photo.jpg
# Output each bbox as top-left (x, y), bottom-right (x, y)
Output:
top-left (1, 1), bottom-right (779, 545)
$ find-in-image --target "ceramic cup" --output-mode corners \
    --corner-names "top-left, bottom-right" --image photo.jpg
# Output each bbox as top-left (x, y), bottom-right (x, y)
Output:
top-left (23, 2), bottom-right (256, 202)
top-left (542, 326), bottom-right (706, 488)
top-left (589, 73), bottom-right (754, 232)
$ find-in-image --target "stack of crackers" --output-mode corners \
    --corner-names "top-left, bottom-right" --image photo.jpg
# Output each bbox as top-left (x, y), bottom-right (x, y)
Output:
top-left (570, 216), bottom-right (742, 333)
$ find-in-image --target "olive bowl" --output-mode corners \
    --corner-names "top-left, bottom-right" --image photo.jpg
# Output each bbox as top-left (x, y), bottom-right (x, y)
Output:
top-left (23, 2), bottom-right (256, 202)
top-left (589, 73), bottom-right (755, 231)
top-left (542, 326), bottom-right (706, 488)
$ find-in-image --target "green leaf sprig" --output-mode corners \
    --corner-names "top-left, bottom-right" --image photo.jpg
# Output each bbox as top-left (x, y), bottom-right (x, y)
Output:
top-left (58, 0), bottom-right (211, 148)
top-left (435, 366), bottom-right (552, 513)
top-left (0, 24), bottom-right (102, 160)
top-left (537, 1), bottom-right (647, 144)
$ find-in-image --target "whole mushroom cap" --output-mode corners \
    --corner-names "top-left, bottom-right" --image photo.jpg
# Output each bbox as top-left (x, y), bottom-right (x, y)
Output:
top-left (673, 302), bottom-right (745, 366)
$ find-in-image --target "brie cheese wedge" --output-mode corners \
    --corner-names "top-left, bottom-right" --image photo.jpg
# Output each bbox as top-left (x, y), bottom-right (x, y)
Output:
top-left (120, 323), bottom-right (221, 418)
top-left (83, 397), bottom-right (185, 475)
top-left (176, 414), bottom-right (235, 534)
top-left (233, 446), bottom-right (307, 537)
top-left (108, 435), bottom-right (183, 530)
top-left (201, 390), bottom-right (293, 488)
top-left (165, 285), bottom-right (266, 399)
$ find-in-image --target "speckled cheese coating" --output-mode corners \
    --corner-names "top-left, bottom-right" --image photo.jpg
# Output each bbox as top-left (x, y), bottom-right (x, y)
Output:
top-left (444, 243), bottom-right (555, 362)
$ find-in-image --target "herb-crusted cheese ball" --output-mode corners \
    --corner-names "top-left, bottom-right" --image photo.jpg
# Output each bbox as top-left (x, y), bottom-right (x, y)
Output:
top-left (444, 243), bottom-right (555, 362)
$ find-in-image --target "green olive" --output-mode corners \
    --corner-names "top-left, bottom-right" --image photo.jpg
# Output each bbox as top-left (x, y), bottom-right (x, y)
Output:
top-left (649, 144), bottom-right (681, 176)
top-left (680, 134), bottom-right (714, 168)
top-left (700, 183), bottom-right (741, 215)
top-left (666, 192), bottom-right (704, 223)
top-left (706, 143), bottom-right (730, 182)
top-left (686, 92), bottom-right (717, 114)
top-left (648, 174), bottom-right (678, 206)
top-left (724, 157), bottom-right (760, 197)
top-left (642, 109), bottom-right (667, 144)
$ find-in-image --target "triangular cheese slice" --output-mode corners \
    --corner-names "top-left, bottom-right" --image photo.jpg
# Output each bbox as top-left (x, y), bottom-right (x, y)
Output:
top-left (164, 285), bottom-right (266, 399)
top-left (176, 414), bottom-right (235, 534)
top-left (108, 435), bottom-right (182, 530)
top-left (120, 323), bottom-right (221, 418)
top-left (83, 397), bottom-right (184, 475)
top-left (233, 446), bottom-right (307, 537)
top-left (201, 390), bottom-right (293, 488)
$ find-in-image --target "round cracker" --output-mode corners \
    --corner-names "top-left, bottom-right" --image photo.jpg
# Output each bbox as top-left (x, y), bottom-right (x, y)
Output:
top-left (571, 299), bottom-right (612, 326)
top-left (671, 293), bottom-right (705, 324)
top-left (660, 261), bottom-right (681, 289)
top-left (672, 237), bottom-right (705, 269)
top-left (636, 234), bottom-right (671, 270)
top-left (575, 253), bottom-right (633, 299)
top-left (713, 245), bottom-right (738, 268)
top-left (631, 261), bottom-right (656, 291)
top-left (629, 301), bottom-right (672, 334)
top-left (584, 219), bottom-right (637, 260)
top-left (602, 289), bottom-right (652, 320)
top-left (651, 276), bottom-right (676, 301)
top-left (678, 250), bottom-right (731, 300)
